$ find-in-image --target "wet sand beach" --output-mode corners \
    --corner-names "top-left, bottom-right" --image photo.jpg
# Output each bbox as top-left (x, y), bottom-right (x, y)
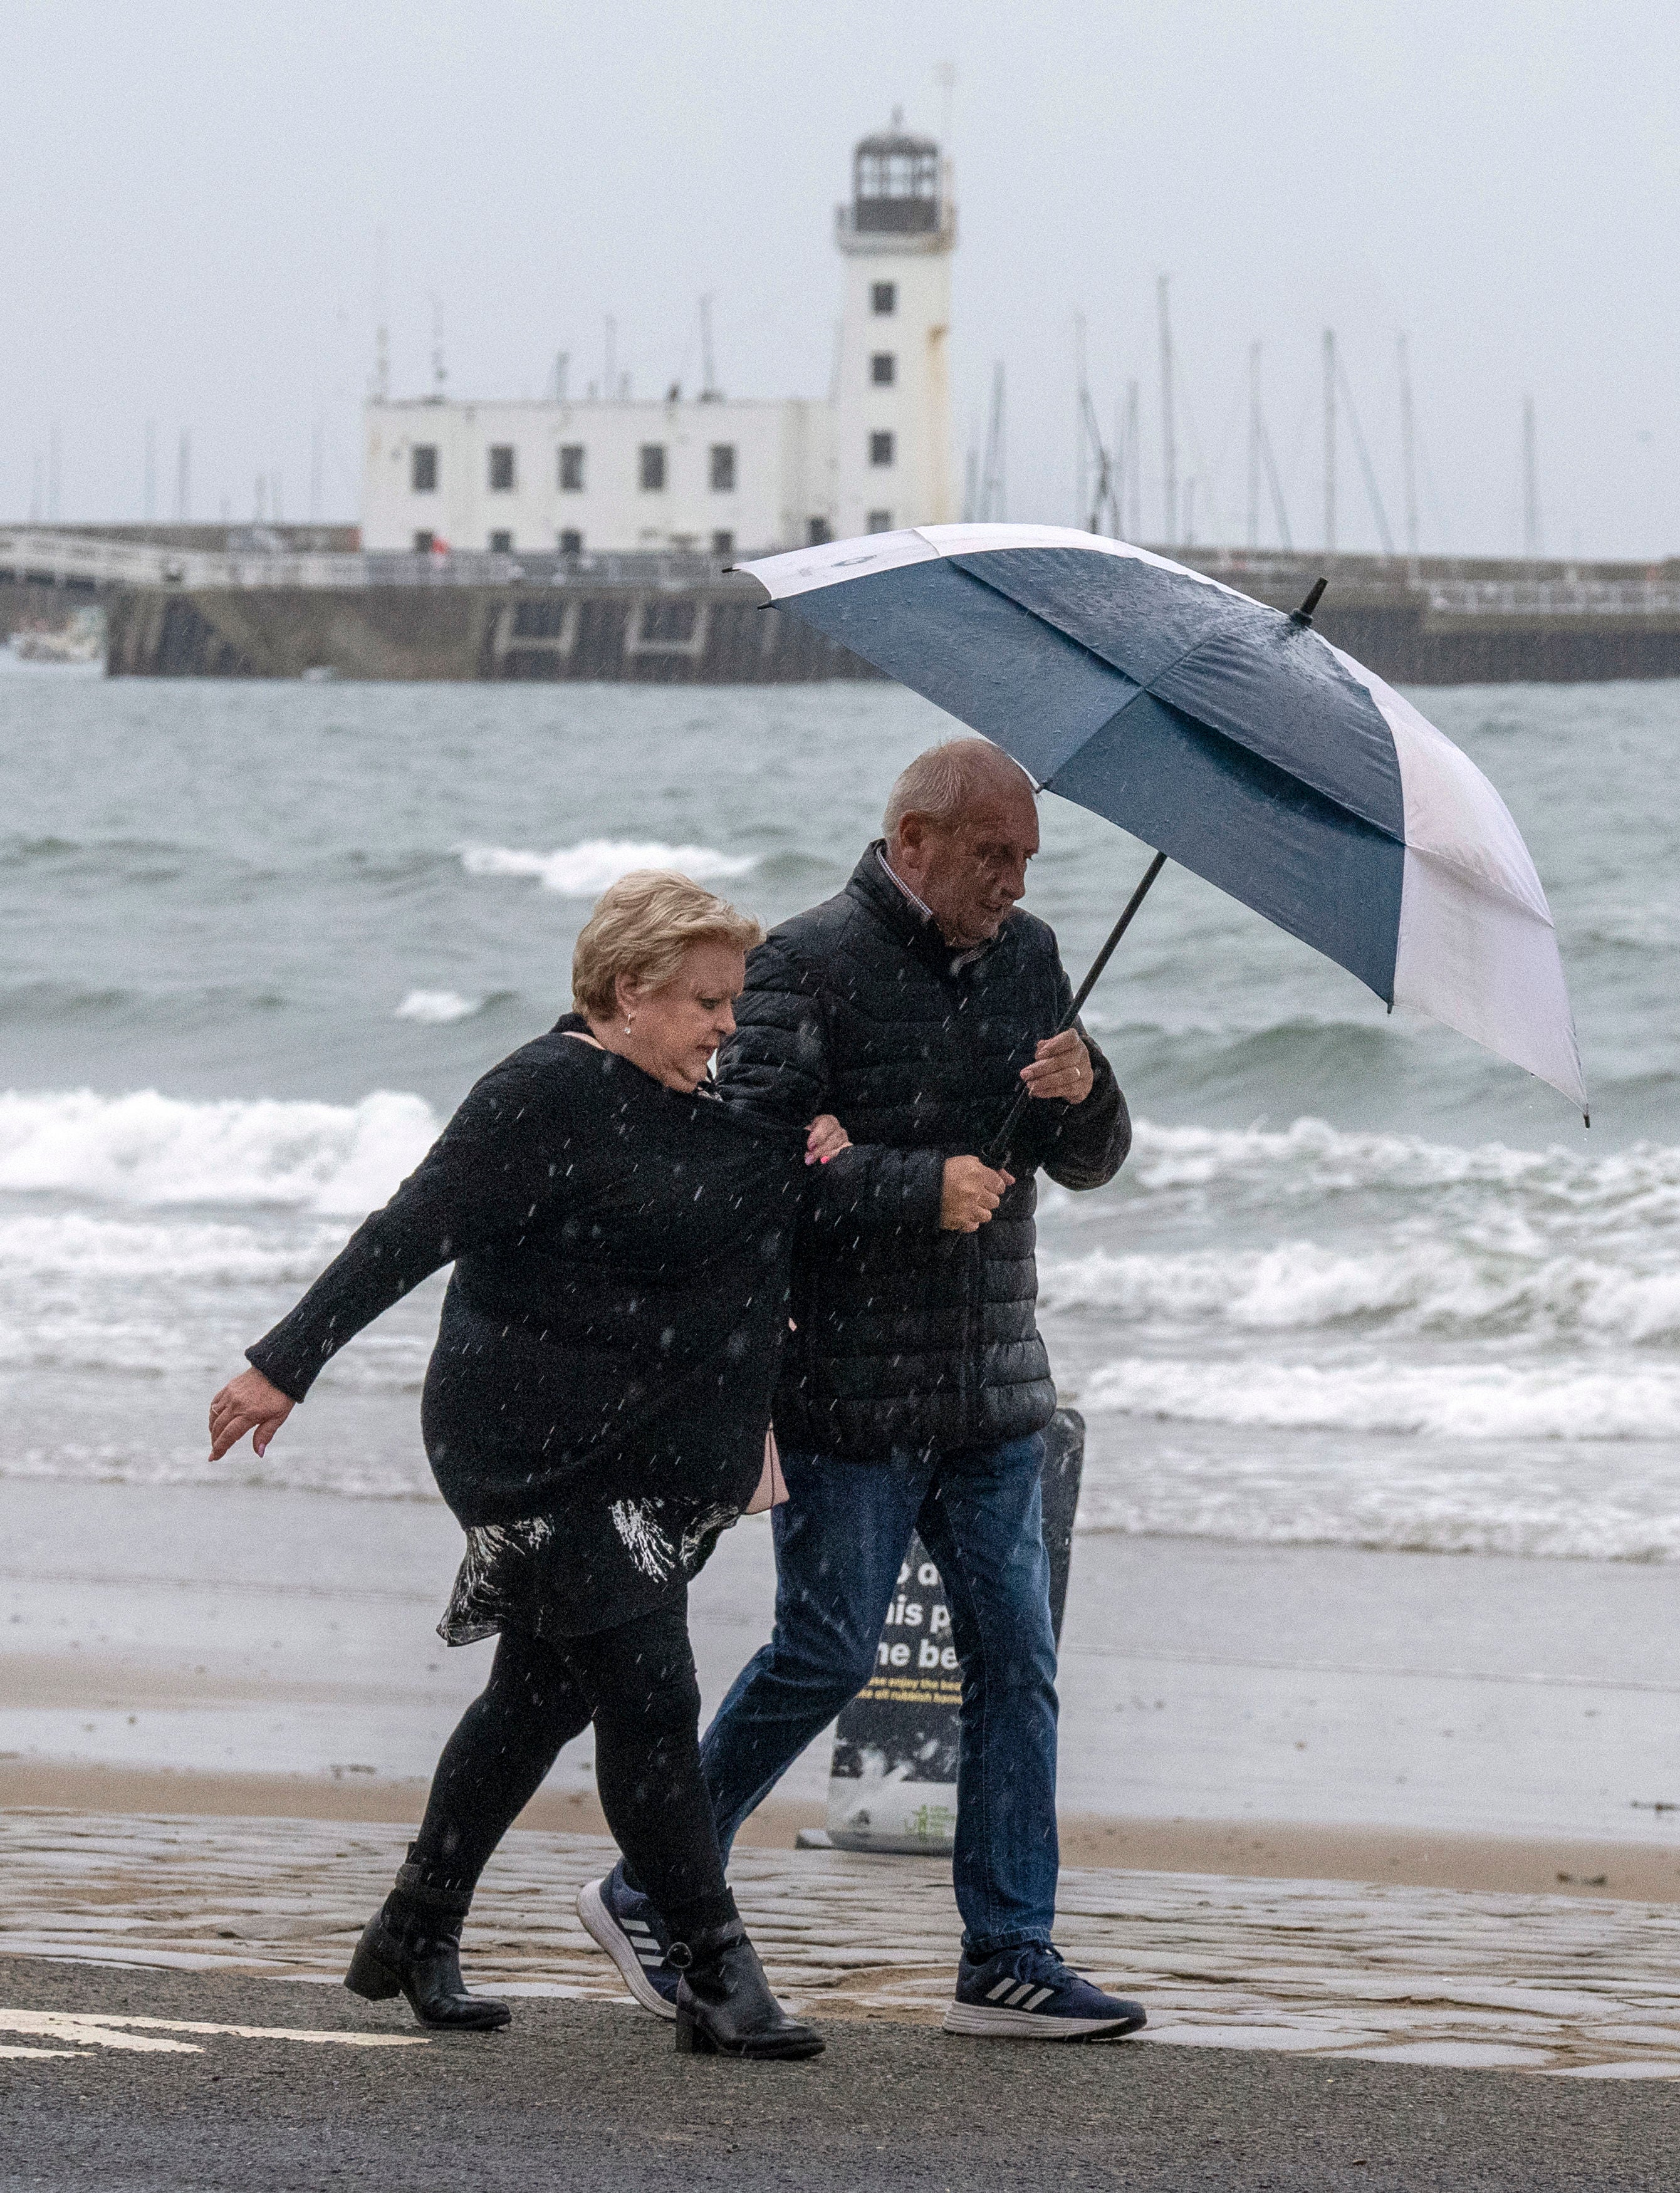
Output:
top-left (6, 1476), bottom-right (1677, 1901)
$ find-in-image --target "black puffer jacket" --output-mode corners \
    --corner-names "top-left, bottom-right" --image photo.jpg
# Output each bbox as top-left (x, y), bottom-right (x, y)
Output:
top-left (716, 847), bottom-right (1129, 1459)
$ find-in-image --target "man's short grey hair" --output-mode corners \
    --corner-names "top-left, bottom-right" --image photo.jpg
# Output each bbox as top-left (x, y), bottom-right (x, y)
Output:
top-left (882, 738), bottom-right (1034, 840)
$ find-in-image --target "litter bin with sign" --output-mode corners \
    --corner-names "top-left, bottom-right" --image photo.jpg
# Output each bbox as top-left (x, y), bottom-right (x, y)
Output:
top-left (822, 1407), bottom-right (1085, 1854)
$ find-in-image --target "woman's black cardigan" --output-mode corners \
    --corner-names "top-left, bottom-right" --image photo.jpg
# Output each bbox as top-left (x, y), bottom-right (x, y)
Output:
top-left (246, 1018), bottom-right (889, 1528)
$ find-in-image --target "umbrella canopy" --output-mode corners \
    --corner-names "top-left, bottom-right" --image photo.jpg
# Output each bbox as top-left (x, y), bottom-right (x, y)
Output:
top-left (739, 523), bottom-right (1587, 1115)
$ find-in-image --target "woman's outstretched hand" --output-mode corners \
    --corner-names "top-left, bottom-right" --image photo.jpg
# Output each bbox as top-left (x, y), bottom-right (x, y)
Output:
top-left (208, 1367), bottom-right (295, 1461)
top-left (805, 1113), bottom-right (851, 1165)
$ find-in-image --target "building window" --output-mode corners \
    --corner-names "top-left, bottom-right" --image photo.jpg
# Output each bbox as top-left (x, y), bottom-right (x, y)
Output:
top-left (711, 529), bottom-right (734, 558)
top-left (867, 509), bottom-right (892, 533)
top-left (870, 353), bottom-right (896, 386)
top-left (558, 528), bottom-right (583, 556)
top-left (559, 444), bottom-right (585, 492)
top-left (869, 430), bottom-right (895, 467)
top-left (489, 529), bottom-right (513, 553)
top-left (639, 444), bottom-right (667, 492)
top-left (709, 444), bottom-right (736, 492)
top-left (411, 445), bottom-right (438, 492)
top-left (488, 445), bottom-right (516, 492)
top-left (412, 528), bottom-right (436, 552)
top-left (806, 516), bottom-right (832, 545)
top-left (871, 281), bottom-right (896, 315)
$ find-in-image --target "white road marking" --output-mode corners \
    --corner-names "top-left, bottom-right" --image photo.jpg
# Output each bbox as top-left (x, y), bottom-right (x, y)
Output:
top-left (0, 2009), bottom-right (429, 2056)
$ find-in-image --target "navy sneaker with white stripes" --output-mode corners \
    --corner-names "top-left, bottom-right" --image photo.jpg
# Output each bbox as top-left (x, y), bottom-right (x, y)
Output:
top-left (577, 1865), bottom-right (679, 2019)
top-left (942, 1943), bottom-right (1147, 2040)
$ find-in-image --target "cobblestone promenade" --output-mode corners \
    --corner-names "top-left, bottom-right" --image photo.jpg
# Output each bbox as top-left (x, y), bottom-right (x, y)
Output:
top-left (5, 1810), bottom-right (1679, 2079)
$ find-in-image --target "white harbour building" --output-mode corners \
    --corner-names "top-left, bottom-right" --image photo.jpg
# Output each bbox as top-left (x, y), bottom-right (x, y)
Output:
top-left (360, 120), bottom-right (956, 558)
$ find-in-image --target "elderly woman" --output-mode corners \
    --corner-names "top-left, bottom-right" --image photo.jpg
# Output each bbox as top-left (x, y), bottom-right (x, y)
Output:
top-left (207, 872), bottom-right (848, 2062)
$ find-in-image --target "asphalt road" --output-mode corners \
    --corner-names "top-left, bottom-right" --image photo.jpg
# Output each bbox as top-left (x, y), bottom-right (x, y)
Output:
top-left (2, 1954), bottom-right (1674, 2192)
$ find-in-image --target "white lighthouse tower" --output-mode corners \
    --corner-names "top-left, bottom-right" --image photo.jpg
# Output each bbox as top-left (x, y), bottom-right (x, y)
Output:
top-left (832, 114), bottom-right (956, 539)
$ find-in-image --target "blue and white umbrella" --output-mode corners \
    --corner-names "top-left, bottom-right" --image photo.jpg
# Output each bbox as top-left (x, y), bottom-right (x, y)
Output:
top-left (739, 524), bottom-right (1587, 1120)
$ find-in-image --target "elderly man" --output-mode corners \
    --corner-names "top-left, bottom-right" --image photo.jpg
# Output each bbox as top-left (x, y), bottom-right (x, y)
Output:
top-left (582, 737), bottom-right (1145, 2039)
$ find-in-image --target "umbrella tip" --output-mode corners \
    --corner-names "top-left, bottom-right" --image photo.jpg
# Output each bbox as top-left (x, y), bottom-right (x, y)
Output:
top-left (1291, 577), bottom-right (1329, 627)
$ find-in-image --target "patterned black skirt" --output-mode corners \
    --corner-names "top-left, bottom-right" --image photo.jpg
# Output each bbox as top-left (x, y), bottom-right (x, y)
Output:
top-left (439, 1487), bottom-right (741, 1645)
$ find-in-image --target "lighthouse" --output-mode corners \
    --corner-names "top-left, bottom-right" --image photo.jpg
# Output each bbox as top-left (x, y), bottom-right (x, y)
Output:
top-left (832, 114), bottom-right (956, 539)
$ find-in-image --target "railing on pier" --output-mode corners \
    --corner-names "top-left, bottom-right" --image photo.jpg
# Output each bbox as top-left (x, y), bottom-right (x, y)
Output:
top-left (0, 528), bottom-right (749, 595)
top-left (1424, 576), bottom-right (1680, 618)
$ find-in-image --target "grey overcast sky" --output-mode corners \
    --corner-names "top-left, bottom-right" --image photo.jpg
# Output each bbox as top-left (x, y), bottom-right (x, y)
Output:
top-left (3, 0), bottom-right (1676, 558)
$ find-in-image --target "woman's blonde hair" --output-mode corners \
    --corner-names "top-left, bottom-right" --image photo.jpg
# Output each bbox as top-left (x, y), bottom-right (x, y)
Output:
top-left (571, 870), bottom-right (763, 1019)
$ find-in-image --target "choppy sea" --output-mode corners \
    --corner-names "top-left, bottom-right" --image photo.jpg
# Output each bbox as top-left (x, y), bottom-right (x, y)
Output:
top-left (1, 662), bottom-right (1676, 1563)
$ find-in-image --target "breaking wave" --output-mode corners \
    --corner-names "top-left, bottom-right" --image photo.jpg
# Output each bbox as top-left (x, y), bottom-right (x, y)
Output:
top-left (394, 989), bottom-right (484, 1024)
top-left (1121, 1117), bottom-right (1680, 1213)
top-left (0, 1088), bottom-right (439, 1215)
top-left (1078, 1357), bottom-right (1680, 1443)
top-left (461, 838), bottom-right (756, 896)
top-left (1040, 1241), bottom-right (1680, 1345)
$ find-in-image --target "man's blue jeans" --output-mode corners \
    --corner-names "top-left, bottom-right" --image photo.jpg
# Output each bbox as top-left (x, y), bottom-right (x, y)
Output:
top-left (700, 1432), bottom-right (1059, 1956)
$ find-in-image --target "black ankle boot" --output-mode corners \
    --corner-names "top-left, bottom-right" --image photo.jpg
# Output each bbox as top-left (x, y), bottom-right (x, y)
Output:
top-left (344, 1848), bottom-right (511, 2033)
top-left (670, 1919), bottom-right (823, 2061)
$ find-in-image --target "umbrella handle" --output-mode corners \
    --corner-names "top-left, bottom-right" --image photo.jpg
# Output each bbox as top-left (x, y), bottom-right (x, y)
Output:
top-left (981, 850), bottom-right (1168, 1170)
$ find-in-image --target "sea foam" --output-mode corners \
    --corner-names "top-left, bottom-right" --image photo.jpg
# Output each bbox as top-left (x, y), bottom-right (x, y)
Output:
top-left (461, 838), bottom-right (756, 896)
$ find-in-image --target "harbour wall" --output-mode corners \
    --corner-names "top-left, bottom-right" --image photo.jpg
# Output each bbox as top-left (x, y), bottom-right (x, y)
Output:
top-left (100, 568), bottom-right (1680, 687)
top-left (102, 577), bottom-right (874, 684)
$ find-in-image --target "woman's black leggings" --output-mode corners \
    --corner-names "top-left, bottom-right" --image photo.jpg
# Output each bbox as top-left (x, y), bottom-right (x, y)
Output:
top-left (407, 1603), bottom-right (735, 1941)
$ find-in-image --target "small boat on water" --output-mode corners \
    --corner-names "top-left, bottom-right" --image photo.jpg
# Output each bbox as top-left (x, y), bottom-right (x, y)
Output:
top-left (8, 608), bottom-right (105, 665)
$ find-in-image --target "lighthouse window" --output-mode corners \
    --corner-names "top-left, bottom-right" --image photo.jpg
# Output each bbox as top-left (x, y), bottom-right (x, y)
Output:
top-left (559, 444), bottom-right (585, 491)
top-left (870, 353), bottom-right (896, 386)
top-left (639, 444), bottom-right (667, 492)
top-left (869, 430), bottom-right (895, 467)
top-left (871, 282), bottom-right (896, 316)
top-left (488, 445), bottom-right (516, 492)
top-left (867, 510), bottom-right (892, 534)
top-left (411, 445), bottom-right (438, 492)
top-left (709, 444), bottom-right (737, 492)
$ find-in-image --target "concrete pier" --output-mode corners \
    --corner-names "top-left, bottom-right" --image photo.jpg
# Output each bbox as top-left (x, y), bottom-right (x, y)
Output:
top-left (9, 527), bottom-right (1680, 684)
top-left (100, 571), bottom-right (873, 684)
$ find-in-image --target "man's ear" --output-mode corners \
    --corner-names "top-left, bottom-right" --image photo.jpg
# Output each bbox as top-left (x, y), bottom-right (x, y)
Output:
top-left (895, 813), bottom-right (930, 865)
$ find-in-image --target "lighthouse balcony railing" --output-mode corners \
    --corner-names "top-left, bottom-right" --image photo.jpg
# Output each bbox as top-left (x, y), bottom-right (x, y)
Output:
top-left (835, 203), bottom-right (956, 250)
